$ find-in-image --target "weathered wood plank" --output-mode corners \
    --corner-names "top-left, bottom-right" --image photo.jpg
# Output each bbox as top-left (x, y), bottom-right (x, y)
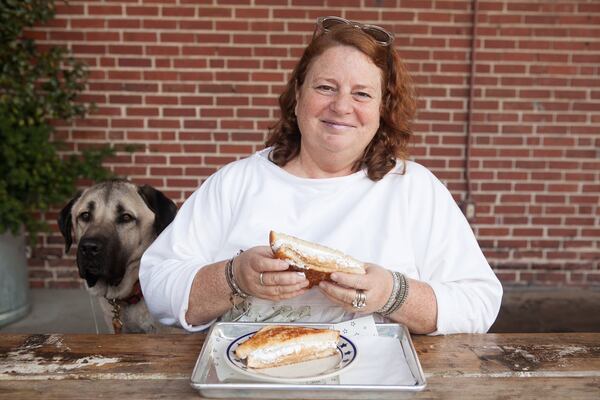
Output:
top-left (0, 379), bottom-right (197, 400)
top-left (1, 333), bottom-right (599, 399)
top-left (0, 334), bottom-right (202, 378)
top-left (414, 333), bottom-right (600, 377)
top-left (422, 377), bottom-right (600, 399)
top-left (0, 377), bottom-right (598, 400)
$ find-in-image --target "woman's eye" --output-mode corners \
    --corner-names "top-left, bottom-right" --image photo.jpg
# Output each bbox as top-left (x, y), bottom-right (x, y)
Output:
top-left (79, 212), bottom-right (91, 222)
top-left (316, 85), bottom-right (335, 92)
top-left (118, 213), bottom-right (135, 223)
top-left (355, 91), bottom-right (372, 99)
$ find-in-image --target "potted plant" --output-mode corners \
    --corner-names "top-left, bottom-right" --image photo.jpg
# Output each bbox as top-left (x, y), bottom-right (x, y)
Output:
top-left (0, 0), bottom-right (114, 326)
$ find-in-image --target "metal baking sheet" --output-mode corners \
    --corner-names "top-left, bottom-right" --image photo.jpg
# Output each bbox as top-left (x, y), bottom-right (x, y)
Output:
top-left (190, 322), bottom-right (426, 399)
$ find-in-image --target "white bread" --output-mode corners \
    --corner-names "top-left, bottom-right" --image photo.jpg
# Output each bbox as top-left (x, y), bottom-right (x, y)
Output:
top-left (235, 325), bottom-right (340, 369)
top-left (269, 231), bottom-right (365, 288)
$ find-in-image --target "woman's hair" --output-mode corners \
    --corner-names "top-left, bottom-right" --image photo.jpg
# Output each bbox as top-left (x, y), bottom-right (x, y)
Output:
top-left (266, 24), bottom-right (417, 181)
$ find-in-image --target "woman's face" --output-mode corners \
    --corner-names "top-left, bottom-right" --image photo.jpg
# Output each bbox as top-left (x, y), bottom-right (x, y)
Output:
top-left (295, 45), bottom-right (383, 166)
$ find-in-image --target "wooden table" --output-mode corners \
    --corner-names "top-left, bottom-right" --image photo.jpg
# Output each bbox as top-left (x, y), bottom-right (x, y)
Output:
top-left (1, 333), bottom-right (599, 399)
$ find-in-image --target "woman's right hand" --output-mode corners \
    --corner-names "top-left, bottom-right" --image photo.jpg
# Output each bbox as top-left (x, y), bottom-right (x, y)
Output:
top-left (232, 246), bottom-right (309, 301)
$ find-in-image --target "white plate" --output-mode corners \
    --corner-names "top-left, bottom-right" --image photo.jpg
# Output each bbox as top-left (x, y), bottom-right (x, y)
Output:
top-left (226, 331), bottom-right (357, 383)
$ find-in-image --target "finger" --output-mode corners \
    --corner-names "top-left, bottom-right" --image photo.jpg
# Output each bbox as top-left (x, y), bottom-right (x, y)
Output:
top-left (267, 281), bottom-right (310, 295)
top-left (319, 280), bottom-right (357, 305)
top-left (250, 256), bottom-right (289, 273)
top-left (261, 271), bottom-right (307, 286)
top-left (330, 271), bottom-right (367, 290)
top-left (256, 245), bottom-right (291, 269)
top-left (253, 245), bottom-right (280, 258)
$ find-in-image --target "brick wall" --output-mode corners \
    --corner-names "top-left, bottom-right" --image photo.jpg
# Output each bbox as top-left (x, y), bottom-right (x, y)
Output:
top-left (29, 0), bottom-right (599, 288)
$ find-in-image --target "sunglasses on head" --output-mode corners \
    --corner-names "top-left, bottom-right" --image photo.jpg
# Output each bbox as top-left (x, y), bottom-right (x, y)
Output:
top-left (313, 16), bottom-right (394, 47)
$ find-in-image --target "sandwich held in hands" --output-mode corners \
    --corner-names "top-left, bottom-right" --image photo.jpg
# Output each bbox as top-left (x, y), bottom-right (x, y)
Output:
top-left (269, 231), bottom-right (366, 288)
top-left (235, 325), bottom-right (340, 369)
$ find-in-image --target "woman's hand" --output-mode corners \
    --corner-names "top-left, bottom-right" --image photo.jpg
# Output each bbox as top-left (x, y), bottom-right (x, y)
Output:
top-left (232, 246), bottom-right (309, 301)
top-left (318, 263), bottom-right (393, 314)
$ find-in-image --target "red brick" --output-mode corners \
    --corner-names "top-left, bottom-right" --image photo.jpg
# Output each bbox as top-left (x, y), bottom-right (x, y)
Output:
top-left (150, 167), bottom-right (183, 176)
top-left (204, 155), bottom-right (237, 165)
top-left (479, 228), bottom-right (511, 237)
top-left (122, 107), bottom-right (156, 117)
top-left (71, 19), bottom-right (105, 29)
top-left (163, 83), bottom-right (196, 93)
top-left (54, 4), bottom-right (84, 15)
top-left (126, 6), bottom-right (159, 16)
top-left (134, 155), bottom-right (167, 164)
top-left (173, 59), bottom-right (208, 69)
top-left (163, 108), bottom-right (196, 117)
top-left (110, 119), bottom-right (144, 128)
top-left (88, 5), bottom-right (123, 15)
top-left (127, 131), bottom-right (160, 140)
top-left (108, 95), bottom-right (142, 104)
top-left (235, 8), bottom-right (269, 18)
top-left (162, 7), bottom-right (195, 17)
top-left (49, 31), bottom-right (85, 41)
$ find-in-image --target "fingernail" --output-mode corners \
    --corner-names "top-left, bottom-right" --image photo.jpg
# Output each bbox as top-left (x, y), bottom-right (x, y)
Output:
top-left (296, 272), bottom-right (305, 278)
top-left (330, 273), bottom-right (338, 281)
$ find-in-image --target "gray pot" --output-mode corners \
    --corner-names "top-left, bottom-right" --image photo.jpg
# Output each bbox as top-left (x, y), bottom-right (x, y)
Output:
top-left (0, 231), bottom-right (30, 327)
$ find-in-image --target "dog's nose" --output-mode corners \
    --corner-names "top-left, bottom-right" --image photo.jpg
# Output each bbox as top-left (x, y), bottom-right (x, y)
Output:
top-left (79, 238), bottom-right (103, 257)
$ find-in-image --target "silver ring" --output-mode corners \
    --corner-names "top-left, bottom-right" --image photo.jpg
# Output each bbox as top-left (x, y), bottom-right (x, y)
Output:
top-left (351, 290), bottom-right (367, 309)
top-left (259, 272), bottom-right (265, 286)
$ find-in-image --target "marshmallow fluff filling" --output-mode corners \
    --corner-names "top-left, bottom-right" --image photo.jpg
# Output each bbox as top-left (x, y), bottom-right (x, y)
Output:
top-left (249, 339), bottom-right (338, 364)
top-left (272, 238), bottom-right (363, 272)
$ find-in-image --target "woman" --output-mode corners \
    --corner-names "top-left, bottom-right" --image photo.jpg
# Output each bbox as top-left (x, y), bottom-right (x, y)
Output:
top-left (140, 17), bottom-right (503, 335)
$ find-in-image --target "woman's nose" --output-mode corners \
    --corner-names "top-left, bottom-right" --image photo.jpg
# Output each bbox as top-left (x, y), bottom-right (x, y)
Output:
top-left (330, 93), bottom-right (353, 114)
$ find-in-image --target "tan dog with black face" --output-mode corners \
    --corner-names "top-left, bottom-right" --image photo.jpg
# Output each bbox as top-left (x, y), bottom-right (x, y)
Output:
top-left (58, 179), bottom-right (178, 333)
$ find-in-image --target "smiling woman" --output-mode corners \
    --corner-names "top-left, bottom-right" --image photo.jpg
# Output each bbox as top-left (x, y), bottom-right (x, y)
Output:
top-left (140, 17), bottom-right (503, 336)
top-left (267, 21), bottom-right (416, 181)
top-left (288, 45), bottom-right (382, 178)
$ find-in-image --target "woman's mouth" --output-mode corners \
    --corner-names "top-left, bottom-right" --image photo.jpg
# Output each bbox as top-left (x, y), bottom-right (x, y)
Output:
top-left (321, 119), bottom-right (355, 129)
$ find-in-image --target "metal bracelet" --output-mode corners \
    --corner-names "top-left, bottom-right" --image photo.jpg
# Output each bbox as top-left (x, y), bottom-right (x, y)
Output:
top-left (376, 270), bottom-right (400, 315)
top-left (380, 272), bottom-right (409, 317)
top-left (381, 272), bottom-right (404, 316)
top-left (225, 250), bottom-right (247, 301)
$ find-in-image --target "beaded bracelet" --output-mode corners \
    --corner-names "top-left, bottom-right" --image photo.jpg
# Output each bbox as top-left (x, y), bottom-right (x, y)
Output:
top-left (376, 270), bottom-right (400, 315)
top-left (225, 250), bottom-right (247, 306)
top-left (379, 272), bottom-right (409, 317)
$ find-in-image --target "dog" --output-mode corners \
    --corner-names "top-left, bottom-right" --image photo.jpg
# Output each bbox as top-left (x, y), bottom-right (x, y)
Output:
top-left (58, 179), bottom-right (178, 333)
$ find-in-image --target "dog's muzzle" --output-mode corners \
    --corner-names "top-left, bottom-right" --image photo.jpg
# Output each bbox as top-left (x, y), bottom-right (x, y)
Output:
top-left (77, 237), bottom-right (124, 287)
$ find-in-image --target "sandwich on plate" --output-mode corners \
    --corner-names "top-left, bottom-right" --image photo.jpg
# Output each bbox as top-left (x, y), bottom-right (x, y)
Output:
top-left (235, 325), bottom-right (340, 369)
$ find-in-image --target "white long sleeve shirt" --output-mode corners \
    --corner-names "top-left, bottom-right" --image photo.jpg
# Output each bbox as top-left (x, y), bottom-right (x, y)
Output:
top-left (140, 148), bottom-right (502, 334)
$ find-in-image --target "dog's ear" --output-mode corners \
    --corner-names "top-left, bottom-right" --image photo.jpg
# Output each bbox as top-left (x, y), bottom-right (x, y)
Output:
top-left (58, 192), bottom-right (81, 253)
top-left (138, 185), bottom-right (178, 235)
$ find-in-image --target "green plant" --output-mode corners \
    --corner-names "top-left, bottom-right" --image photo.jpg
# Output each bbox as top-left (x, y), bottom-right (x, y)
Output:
top-left (0, 0), bottom-right (114, 242)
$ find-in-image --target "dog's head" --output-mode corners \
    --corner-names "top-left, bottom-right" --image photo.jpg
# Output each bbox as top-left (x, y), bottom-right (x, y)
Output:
top-left (58, 179), bottom-right (177, 298)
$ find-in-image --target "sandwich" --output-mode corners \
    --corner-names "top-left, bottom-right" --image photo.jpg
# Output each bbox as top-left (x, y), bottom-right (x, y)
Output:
top-left (269, 231), bottom-right (366, 288)
top-left (235, 325), bottom-right (340, 369)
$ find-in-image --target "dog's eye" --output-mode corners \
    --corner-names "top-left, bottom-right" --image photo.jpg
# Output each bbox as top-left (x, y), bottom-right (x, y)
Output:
top-left (79, 212), bottom-right (91, 222)
top-left (118, 213), bottom-right (135, 223)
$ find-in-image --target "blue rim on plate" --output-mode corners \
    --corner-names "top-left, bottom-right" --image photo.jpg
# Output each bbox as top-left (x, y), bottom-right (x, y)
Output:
top-left (225, 331), bottom-right (357, 383)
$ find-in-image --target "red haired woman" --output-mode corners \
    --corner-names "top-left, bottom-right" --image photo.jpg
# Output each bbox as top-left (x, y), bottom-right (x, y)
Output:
top-left (141, 17), bottom-right (502, 335)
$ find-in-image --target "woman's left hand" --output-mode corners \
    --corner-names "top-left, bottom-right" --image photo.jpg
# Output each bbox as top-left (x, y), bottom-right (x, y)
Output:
top-left (318, 263), bottom-right (393, 314)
